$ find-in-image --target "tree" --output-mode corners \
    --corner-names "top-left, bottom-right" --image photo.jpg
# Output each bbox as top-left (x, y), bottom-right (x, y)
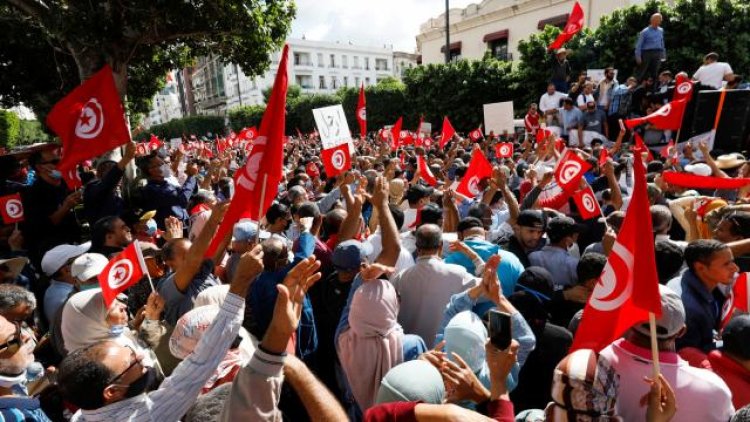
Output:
top-left (1, 0), bottom-right (295, 119)
top-left (17, 120), bottom-right (50, 145)
top-left (134, 116), bottom-right (225, 141)
top-left (0, 110), bottom-right (21, 149)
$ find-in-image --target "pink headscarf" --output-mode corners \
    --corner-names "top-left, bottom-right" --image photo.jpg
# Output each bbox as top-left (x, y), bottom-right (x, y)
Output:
top-left (337, 278), bottom-right (404, 410)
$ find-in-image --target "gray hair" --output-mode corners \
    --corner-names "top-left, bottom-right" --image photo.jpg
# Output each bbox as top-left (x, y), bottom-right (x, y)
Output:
top-left (650, 204), bottom-right (673, 234)
top-left (0, 285), bottom-right (36, 314)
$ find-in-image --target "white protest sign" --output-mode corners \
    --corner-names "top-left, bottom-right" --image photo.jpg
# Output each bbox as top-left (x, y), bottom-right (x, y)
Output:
top-left (483, 102), bottom-right (515, 135)
top-left (170, 138), bottom-right (182, 150)
top-left (586, 69), bottom-right (618, 84)
top-left (313, 104), bottom-right (354, 153)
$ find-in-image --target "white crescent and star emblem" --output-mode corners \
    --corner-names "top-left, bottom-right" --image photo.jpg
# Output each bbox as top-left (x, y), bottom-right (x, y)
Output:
top-left (75, 98), bottom-right (105, 139)
top-left (581, 192), bottom-right (597, 213)
top-left (468, 176), bottom-right (480, 195)
top-left (677, 82), bottom-right (691, 95)
top-left (499, 145), bottom-right (511, 156)
top-left (331, 150), bottom-right (346, 170)
top-left (358, 108), bottom-right (367, 121)
top-left (655, 104), bottom-right (672, 117)
top-left (558, 161), bottom-right (582, 185)
top-left (400, 130), bottom-right (408, 139)
top-left (108, 259), bottom-right (133, 289)
top-left (589, 241), bottom-right (634, 311)
top-left (5, 200), bottom-right (22, 219)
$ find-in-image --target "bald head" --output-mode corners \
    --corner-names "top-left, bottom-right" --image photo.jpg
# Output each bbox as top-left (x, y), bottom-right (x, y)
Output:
top-left (416, 224), bottom-right (442, 253)
top-left (650, 13), bottom-right (662, 27)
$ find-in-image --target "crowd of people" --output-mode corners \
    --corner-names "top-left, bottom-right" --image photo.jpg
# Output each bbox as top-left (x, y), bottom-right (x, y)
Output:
top-left (0, 15), bottom-right (748, 422)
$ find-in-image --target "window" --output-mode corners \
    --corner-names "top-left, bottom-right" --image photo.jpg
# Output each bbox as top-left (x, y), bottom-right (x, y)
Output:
top-left (355, 77), bottom-right (360, 87)
top-left (295, 75), bottom-right (312, 89)
top-left (342, 55), bottom-right (348, 68)
top-left (488, 39), bottom-right (510, 61)
top-left (538, 14), bottom-right (569, 30)
top-left (330, 54), bottom-right (336, 67)
top-left (294, 53), bottom-right (302, 65)
top-left (364, 57), bottom-right (370, 70)
top-left (376, 58), bottom-right (389, 71)
top-left (319, 75), bottom-right (326, 89)
top-left (331, 77), bottom-right (338, 89)
top-left (343, 76), bottom-right (349, 87)
top-left (365, 77), bottom-right (371, 86)
top-left (317, 53), bottom-right (324, 67)
top-left (353, 56), bottom-right (360, 69)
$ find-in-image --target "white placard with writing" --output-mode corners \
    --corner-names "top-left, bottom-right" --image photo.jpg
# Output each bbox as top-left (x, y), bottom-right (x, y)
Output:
top-left (483, 102), bottom-right (515, 135)
top-left (313, 104), bottom-right (354, 153)
top-left (170, 138), bottom-right (182, 150)
top-left (586, 69), bottom-right (619, 84)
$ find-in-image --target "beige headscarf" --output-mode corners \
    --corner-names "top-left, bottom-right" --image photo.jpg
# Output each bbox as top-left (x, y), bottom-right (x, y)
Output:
top-left (337, 278), bottom-right (404, 410)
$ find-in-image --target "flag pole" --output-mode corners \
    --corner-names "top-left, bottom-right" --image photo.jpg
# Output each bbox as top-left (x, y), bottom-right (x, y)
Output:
top-left (254, 174), bottom-right (268, 244)
top-left (648, 312), bottom-right (661, 378)
top-left (134, 240), bottom-right (156, 293)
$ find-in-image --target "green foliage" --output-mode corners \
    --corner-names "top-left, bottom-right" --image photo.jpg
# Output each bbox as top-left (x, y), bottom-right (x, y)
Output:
top-left (0, 110), bottom-right (20, 149)
top-left (135, 116), bottom-right (225, 141)
top-left (227, 105), bottom-right (266, 131)
top-left (17, 120), bottom-right (49, 145)
top-left (286, 94), bottom-right (341, 133)
top-left (262, 84), bottom-right (302, 104)
top-left (0, 0), bottom-right (295, 118)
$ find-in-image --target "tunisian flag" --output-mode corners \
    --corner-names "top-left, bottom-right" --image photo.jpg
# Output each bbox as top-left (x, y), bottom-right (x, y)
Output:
top-left (390, 117), bottom-right (403, 149)
top-left (553, 149), bottom-right (591, 192)
top-left (322, 143), bottom-right (352, 177)
top-left (548, 2), bottom-right (584, 51)
top-left (46, 64), bottom-right (131, 172)
top-left (62, 167), bottom-right (83, 190)
top-left (456, 149), bottom-right (493, 198)
top-left (98, 241), bottom-right (148, 308)
top-left (206, 45), bottom-right (289, 256)
top-left (624, 99), bottom-right (687, 130)
top-left (440, 117), bottom-right (456, 148)
top-left (721, 272), bottom-right (750, 329)
top-left (673, 74), bottom-right (694, 103)
top-left (418, 155), bottom-right (437, 187)
top-left (571, 151), bottom-right (662, 351)
top-left (356, 84), bottom-right (367, 138)
top-left (0, 193), bottom-right (24, 224)
top-left (573, 185), bottom-right (601, 220)
top-left (495, 143), bottom-right (513, 159)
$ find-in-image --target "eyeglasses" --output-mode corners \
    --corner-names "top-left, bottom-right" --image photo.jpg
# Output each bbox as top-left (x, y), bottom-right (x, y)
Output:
top-left (0, 322), bottom-right (23, 355)
top-left (108, 347), bottom-right (141, 385)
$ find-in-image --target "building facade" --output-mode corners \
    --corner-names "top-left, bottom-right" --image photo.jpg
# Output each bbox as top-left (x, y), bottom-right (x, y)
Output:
top-left (416, 0), bottom-right (656, 65)
top-left (144, 71), bottom-right (183, 127)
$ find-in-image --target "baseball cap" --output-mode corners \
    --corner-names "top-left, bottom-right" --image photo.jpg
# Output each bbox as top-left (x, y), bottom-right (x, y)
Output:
top-left (70, 253), bottom-right (110, 283)
top-left (233, 220), bottom-right (259, 242)
top-left (517, 210), bottom-right (545, 230)
top-left (722, 314), bottom-right (750, 359)
top-left (546, 216), bottom-right (584, 238)
top-left (634, 285), bottom-right (685, 339)
top-left (140, 210), bottom-right (157, 222)
top-left (332, 240), bottom-right (372, 271)
top-left (41, 243), bottom-right (91, 277)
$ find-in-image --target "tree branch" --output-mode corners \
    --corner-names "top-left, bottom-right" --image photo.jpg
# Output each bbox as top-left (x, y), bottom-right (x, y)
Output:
top-left (6, 0), bottom-right (50, 22)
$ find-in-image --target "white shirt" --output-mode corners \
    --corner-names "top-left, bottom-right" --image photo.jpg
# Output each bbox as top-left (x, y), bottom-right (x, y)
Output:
top-left (539, 92), bottom-right (566, 113)
top-left (391, 256), bottom-right (478, 345)
top-left (693, 62), bottom-right (733, 89)
top-left (600, 339), bottom-right (734, 422)
top-left (577, 93), bottom-right (596, 107)
top-left (364, 230), bottom-right (415, 278)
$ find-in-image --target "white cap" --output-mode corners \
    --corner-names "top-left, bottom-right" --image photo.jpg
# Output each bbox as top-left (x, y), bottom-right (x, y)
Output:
top-left (70, 253), bottom-right (110, 283)
top-left (684, 163), bottom-right (712, 177)
top-left (41, 242), bottom-right (91, 277)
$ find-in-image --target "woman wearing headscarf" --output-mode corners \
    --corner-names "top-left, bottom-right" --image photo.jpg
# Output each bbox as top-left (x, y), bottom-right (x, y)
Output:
top-left (169, 305), bottom-right (256, 394)
top-left (337, 278), bottom-right (412, 412)
top-left (60, 289), bottom-right (164, 374)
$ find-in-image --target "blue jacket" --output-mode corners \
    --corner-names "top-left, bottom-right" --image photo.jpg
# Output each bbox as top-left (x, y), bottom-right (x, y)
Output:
top-left (635, 26), bottom-right (666, 59)
top-left (140, 176), bottom-right (197, 229)
top-left (443, 238), bottom-right (525, 296)
top-left (667, 270), bottom-right (726, 352)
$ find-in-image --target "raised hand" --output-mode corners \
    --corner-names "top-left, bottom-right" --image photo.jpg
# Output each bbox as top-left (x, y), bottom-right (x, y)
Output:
top-left (231, 244), bottom-right (264, 291)
top-left (143, 292), bottom-right (165, 320)
top-left (442, 352), bottom-right (490, 404)
top-left (486, 340), bottom-right (519, 399)
top-left (642, 374), bottom-right (677, 422)
top-left (162, 216), bottom-right (183, 240)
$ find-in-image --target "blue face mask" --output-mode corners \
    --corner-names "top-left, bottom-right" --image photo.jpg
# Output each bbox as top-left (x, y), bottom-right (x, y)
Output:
top-left (145, 219), bottom-right (157, 236)
top-left (109, 324), bottom-right (126, 337)
top-left (49, 169), bottom-right (62, 180)
top-left (199, 169), bottom-right (208, 177)
top-left (79, 283), bottom-right (100, 291)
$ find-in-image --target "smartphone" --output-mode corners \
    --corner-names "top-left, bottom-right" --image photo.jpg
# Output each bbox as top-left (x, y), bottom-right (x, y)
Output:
top-left (488, 309), bottom-right (512, 350)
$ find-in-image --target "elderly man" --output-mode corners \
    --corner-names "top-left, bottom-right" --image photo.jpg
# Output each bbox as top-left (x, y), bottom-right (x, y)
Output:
top-left (0, 314), bottom-right (49, 420)
top-left (635, 13), bottom-right (666, 83)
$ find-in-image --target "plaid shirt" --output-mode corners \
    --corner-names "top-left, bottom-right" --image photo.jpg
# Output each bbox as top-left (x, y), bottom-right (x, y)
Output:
top-left (608, 84), bottom-right (633, 117)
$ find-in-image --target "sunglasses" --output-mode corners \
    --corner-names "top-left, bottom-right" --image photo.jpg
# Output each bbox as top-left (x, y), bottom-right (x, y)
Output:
top-left (108, 347), bottom-right (141, 385)
top-left (0, 322), bottom-right (23, 355)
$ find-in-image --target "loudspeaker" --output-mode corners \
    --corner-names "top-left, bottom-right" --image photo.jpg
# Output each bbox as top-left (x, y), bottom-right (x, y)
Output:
top-left (689, 89), bottom-right (750, 153)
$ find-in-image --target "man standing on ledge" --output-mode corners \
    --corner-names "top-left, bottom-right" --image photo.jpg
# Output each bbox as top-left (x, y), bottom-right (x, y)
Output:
top-left (635, 13), bottom-right (666, 84)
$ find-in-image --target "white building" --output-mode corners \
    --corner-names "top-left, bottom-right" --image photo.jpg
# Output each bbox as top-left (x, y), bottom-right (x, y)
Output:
top-left (144, 71), bottom-right (184, 127)
top-left (416, 0), bottom-right (655, 65)
top-left (190, 38), bottom-right (404, 116)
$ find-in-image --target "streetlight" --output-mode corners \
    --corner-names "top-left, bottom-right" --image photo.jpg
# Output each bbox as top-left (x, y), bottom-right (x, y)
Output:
top-left (444, 0), bottom-right (450, 64)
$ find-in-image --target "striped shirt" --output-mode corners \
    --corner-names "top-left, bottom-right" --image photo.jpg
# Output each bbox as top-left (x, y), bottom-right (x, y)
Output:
top-left (72, 293), bottom-right (245, 422)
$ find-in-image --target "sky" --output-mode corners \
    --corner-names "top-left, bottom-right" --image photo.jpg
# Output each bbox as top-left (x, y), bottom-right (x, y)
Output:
top-left (290, 0), bottom-right (478, 53)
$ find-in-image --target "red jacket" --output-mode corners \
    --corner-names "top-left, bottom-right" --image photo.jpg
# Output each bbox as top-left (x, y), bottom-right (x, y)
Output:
top-left (705, 350), bottom-right (750, 409)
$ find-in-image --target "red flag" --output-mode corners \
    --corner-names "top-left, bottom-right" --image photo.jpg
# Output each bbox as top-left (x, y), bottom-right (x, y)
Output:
top-left (571, 151), bottom-right (661, 351)
top-left (495, 143), bottom-right (514, 159)
top-left (391, 117), bottom-right (403, 149)
top-left (239, 126), bottom-right (258, 141)
top-left (415, 116), bottom-right (424, 139)
top-left (721, 273), bottom-right (750, 329)
top-left (216, 138), bottom-right (227, 154)
top-left (661, 171), bottom-right (750, 190)
top-left (62, 167), bottom-right (83, 190)
top-left (536, 127), bottom-right (553, 143)
top-left (660, 139), bottom-right (675, 159)
top-left (400, 130), bottom-right (414, 146)
top-left (548, 2), bottom-right (585, 51)
top-left (418, 155), bottom-right (437, 187)
top-left (46, 64), bottom-right (131, 172)
top-left (469, 127), bottom-right (484, 142)
top-left (206, 45), bottom-right (289, 256)
top-left (98, 241), bottom-right (148, 308)
top-left (456, 149), bottom-right (493, 198)
top-left (598, 148), bottom-right (609, 167)
top-left (573, 185), bottom-right (602, 220)
top-left (423, 137), bottom-right (433, 149)
top-left (553, 149), bottom-right (591, 192)
top-left (625, 99), bottom-right (687, 130)
top-left (440, 117), bottom-right (456, 149)
top-left (673, 74), bottom-right (694, 103)
top-left (357, 84), bottom-right (367, 138)
top-left (0, 193), bottom-right (24, 224)
top-left (148, 134), bottom-right (162, 152)
top-left (633, 132), bottom-right (654, 161)
top-left (322, 143), bottom-right (352, 177)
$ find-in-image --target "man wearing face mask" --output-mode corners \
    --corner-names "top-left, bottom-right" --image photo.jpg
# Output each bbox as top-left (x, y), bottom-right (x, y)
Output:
top-left (138, 152), bottom-right (199, 230)
top-left (83, 142), bottom-right (136, 225)
top-left (529, 216), bottom-right (584, 290)
top-left (21, 148), bottom-right (83, 266)
top-left (40, 243), bottom-right (91, 327)
top-left (0, 314), bottom-right (49, 420)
